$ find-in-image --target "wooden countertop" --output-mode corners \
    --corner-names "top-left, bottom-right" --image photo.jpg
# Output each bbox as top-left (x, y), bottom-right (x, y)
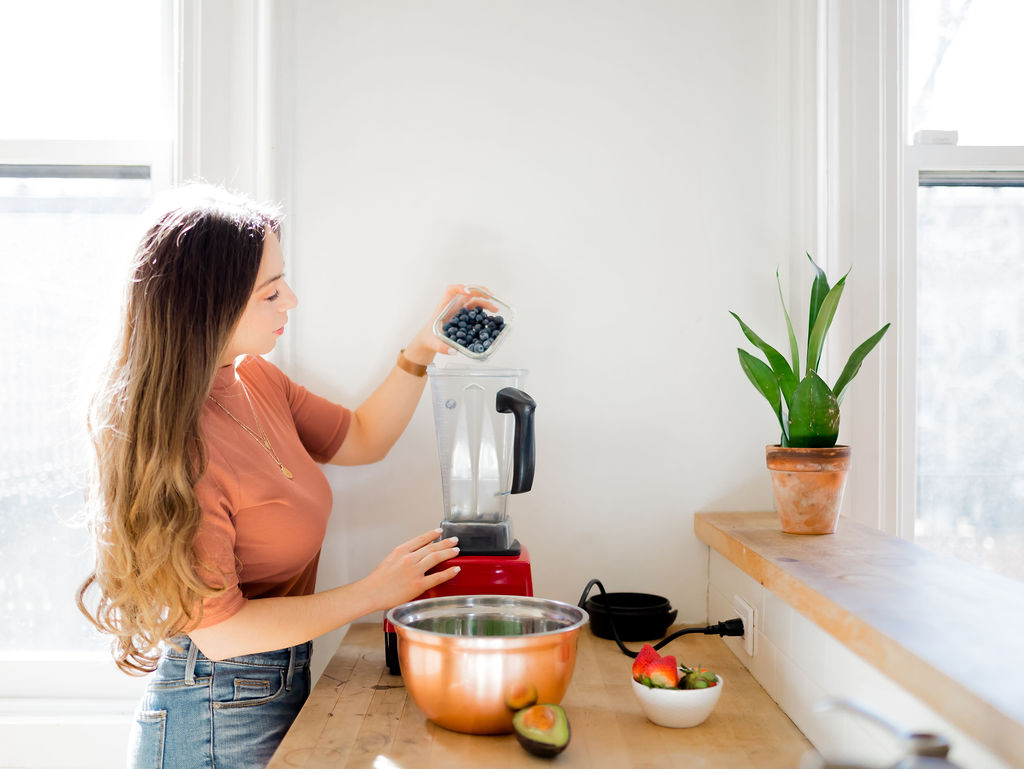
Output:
top-left (695, 512), bottom-right (1024, 769)
top-left (268, 622), bottom-right (811, 768)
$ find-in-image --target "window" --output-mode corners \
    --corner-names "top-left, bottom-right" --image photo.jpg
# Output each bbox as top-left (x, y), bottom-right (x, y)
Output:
top-left (0, 0), bottom-right (172, 699)
top-left (904, 0), bottom-right (1024, 580)
top-left (907, 0), bottom-right (1024, 146)
top-left (2, 166), bottom-right (154, 652)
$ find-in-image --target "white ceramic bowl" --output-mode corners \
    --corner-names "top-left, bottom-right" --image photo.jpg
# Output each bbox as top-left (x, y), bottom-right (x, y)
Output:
top-left (631, 675), bottom-right (723, 728)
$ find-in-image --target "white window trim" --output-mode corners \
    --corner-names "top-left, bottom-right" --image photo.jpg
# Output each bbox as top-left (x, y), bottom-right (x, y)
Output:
top-left (818, 0), bottom-right (906, 536)
top-left (0, 140), bottom-right (173, 186)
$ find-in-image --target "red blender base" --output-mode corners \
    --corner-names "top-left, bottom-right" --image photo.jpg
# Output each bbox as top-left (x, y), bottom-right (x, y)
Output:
top-left (383, 545), bottom-right (533, 675)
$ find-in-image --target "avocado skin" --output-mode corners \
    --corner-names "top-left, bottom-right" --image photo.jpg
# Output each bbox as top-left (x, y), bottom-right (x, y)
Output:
top-left (513, 704), bottom-right (570, 758)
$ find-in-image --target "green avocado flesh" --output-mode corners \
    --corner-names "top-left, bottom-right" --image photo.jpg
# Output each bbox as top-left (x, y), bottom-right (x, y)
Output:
top-left (513, 704), bottom-right (570, 758)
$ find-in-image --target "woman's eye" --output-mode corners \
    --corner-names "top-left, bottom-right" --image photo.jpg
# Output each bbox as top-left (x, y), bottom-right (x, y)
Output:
top-left (267, 290), bottom-right (280, 301)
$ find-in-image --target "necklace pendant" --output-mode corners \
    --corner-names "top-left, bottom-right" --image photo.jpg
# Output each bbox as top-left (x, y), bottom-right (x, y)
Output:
top-left (281, 465), bottom-right (294, 479)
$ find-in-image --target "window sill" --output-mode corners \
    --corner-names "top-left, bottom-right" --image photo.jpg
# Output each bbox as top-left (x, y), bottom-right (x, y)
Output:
top-left (694, 512), bottom-right (1024, 769)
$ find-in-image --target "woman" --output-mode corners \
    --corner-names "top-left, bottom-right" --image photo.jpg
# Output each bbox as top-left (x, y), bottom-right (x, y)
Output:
top-left (77, 184), bottom-right (462, 768)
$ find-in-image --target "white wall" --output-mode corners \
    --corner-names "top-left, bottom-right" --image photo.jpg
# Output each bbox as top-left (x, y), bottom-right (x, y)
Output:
top-left (275, 0), bottom-right (816, 677)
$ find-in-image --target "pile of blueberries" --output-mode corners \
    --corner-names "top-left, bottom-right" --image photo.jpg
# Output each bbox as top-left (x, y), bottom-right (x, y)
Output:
top-left (442, 305), bottom-right (506, 354)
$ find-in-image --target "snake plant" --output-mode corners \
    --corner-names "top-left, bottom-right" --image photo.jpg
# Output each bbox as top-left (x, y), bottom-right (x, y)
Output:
top-left (731, 254), bottom-right (890, 448)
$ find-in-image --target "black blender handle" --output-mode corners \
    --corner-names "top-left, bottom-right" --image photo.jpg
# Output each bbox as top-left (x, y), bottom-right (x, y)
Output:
top-left (496, 387), bottom-right (536, 494)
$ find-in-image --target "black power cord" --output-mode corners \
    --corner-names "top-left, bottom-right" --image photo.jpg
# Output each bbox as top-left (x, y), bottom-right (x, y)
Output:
top-left (577, 578), bottom-right (745, 658)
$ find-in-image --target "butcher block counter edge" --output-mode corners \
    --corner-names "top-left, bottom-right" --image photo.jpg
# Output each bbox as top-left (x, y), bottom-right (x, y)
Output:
top-left (694, 511), bottom-right (1024, 769)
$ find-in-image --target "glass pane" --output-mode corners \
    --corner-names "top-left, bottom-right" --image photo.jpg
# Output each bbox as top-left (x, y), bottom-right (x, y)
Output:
top-left (908, 0), bottom-right (1024, 145)
top-left (0, 170), bottom-right (152, 650)
top-left (0, 0), bottom-right (167, 141)
top-left (915, 184), bottom-right (1024, 580)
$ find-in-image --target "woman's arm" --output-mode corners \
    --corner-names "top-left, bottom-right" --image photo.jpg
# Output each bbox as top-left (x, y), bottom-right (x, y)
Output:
top-left (188, 528), bottom-right (460, 660)
top-left (328, 285), bottom-right (467, 466)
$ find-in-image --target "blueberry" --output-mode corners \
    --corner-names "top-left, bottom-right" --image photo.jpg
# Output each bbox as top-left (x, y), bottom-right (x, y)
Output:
top-left (483, 339), bottom-right (492, 348)
top-left (480, 330), bottom-right (490, 340)
top-left (459, 321), bottom-right (468, 330)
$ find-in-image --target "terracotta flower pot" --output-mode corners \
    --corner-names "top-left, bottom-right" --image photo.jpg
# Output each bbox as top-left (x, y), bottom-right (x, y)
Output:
top-left (765, 445), bottom-right (851, 534)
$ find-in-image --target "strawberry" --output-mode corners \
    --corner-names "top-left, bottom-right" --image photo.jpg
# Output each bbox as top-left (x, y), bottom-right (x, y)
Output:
top-left (647, 654), bottom-right (679, 688)
top-left (631, 643), bottom-right (660, 686)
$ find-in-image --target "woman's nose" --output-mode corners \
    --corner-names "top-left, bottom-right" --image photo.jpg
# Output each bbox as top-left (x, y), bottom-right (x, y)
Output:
top-left (280, 279), bottom-right (298, 310)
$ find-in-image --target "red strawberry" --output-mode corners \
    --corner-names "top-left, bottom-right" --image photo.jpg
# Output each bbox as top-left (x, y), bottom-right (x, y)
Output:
top-left (631, 643), bottom-right (660, 685)
top-left (647, 654), bottom-right (679, 689)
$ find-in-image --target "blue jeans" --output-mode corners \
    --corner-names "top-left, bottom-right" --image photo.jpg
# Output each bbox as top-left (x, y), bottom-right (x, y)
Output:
top-left (127, 636), bottom-right (312, 769)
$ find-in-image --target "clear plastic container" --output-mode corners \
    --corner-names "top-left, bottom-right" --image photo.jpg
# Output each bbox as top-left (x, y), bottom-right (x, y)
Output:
top-left (432, 286), bottom-right (514, 361)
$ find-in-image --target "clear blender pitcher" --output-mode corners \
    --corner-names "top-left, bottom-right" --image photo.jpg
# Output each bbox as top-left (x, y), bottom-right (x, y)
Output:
top-left (428, 365), bottom-right (536, 554)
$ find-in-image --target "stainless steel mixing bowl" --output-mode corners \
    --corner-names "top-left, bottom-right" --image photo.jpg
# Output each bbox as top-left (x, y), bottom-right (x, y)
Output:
top-left (386, 595), bottom-right (589, 734)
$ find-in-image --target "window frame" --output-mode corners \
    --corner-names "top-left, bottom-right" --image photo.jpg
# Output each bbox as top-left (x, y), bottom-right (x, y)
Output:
top-left (826, 0), bottom-right (1024, 548)
top-left (0, 1), bottom-right (175, 712)
top-left (0, 0), bottom-right (288, 726)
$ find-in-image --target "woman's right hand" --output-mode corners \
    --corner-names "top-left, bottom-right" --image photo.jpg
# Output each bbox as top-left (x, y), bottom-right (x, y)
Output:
top-left (361, 528), bottom-right (461, 611)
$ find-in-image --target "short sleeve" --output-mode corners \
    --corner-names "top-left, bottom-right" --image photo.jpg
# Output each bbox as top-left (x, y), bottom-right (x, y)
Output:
top-left (247, 356), bottom-right (351, 462)
top-left (189, 458), bottom-right (248, 629)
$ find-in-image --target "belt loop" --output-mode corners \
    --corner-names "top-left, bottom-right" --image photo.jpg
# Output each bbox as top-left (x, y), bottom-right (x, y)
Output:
top-left (285, 644), bottom-right (297, 691)
top-left (184, 638), bottom-right (200, 685)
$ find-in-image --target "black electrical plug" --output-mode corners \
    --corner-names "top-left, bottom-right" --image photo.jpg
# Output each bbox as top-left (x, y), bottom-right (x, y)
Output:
top-left (705, 618), bottom-right (745, 637)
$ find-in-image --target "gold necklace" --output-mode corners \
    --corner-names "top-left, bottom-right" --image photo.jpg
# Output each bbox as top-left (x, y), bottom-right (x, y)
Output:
top-left (209, 383), bottom-right (294, 480)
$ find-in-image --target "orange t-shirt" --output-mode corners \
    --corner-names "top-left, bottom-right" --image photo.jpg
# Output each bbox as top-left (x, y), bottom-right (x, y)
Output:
top-left (191, 355), bottom-right (351, 629)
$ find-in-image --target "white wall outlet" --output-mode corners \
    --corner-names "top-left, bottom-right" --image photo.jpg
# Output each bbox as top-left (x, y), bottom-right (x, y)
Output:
top-left (732, 594), bottom-right (756, 657)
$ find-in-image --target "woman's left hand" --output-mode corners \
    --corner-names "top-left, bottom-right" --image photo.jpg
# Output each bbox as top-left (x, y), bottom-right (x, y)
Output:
top-left (401, 284), bottom-right (473, 366)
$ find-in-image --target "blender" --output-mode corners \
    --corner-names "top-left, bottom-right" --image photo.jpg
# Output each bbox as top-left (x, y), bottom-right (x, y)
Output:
top-left (385, 364), bottom-right (537, 674)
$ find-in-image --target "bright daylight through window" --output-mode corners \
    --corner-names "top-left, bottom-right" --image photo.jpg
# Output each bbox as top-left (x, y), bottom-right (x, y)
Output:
top-left (0, 0), bottom-right (169, 653)
top-left (908, 0), bottom-right (1024, 580)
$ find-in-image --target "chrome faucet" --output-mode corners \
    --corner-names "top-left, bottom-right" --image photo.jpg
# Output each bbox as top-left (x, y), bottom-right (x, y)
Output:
top-left (799, 698), bottom-right (964, 769)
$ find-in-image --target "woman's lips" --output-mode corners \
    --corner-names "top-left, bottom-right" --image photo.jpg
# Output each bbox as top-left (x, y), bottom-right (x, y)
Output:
top-left (274, 327), bottom-right (285, 336)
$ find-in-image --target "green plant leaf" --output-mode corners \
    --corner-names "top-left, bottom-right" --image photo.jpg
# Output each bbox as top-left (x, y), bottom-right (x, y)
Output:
top-left (776, 267), bottom-right (800, 376)
top-left (730, 311), bottom-right (798, 406)
top-left (737, 348), bottom-right (788, 441)
top-left (805, 272), bottom-right (849, 376)
top-left (833, 323), bottom-right (891, 405)
top-left (807, 253), bottom-right (829, 350)
top-left (788, 372), bottom-right (840, 448)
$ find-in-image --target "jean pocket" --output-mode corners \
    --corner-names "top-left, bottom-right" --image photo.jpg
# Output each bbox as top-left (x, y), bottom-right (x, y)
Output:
top-left (214, 669), bottom-right (285, 710)
top-left (232, 677), bottom-right (272, 702)
top-left (127, 709), bottom-right (166, 769)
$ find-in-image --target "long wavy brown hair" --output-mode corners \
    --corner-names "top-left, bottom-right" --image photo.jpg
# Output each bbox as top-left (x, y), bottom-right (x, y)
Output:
top-left (77, 184), bottom-right (281, 674)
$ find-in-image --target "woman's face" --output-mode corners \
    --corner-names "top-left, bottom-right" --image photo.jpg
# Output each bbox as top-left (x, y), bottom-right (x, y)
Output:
top-left (220, 230), bottom-right (297, 366)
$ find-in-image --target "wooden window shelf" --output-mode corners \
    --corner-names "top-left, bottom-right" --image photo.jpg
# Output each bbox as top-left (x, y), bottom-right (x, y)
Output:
top-left (694, 512), bottom-right (1024, 769)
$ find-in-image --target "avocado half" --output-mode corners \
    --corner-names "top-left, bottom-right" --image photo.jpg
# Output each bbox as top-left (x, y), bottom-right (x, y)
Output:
top-left (513, 704), bottom-right (570, 758)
